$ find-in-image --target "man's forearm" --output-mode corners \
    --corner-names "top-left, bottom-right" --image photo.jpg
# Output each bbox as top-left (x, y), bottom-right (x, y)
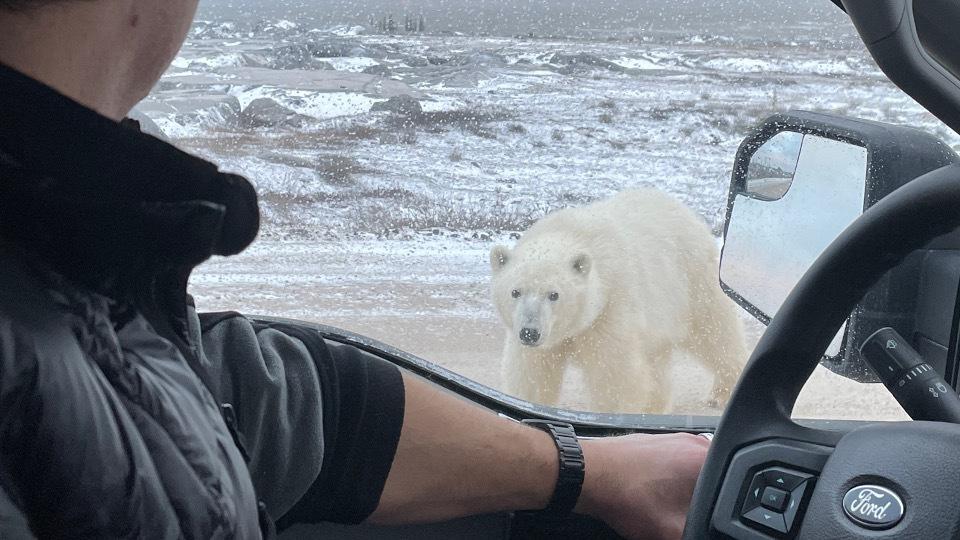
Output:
top-left (368, 370), bottom-right (561, 524)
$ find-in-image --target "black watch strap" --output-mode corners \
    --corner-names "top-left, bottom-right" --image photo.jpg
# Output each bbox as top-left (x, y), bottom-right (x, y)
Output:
top-left (521, 420), bottom-right (585, 518)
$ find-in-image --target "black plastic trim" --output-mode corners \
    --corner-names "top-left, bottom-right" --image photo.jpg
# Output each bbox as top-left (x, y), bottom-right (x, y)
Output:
top-left (844, 0), bottom-right (960, 136)
top-left (711, 439), bottom-right (833, 540)
top-left (248, 315), bottom-right (879, 436)
top-left (946, 278), bottom-right (960, 389)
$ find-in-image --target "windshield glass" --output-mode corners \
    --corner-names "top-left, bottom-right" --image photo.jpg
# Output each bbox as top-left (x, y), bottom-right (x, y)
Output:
top-left (146, 0), bottom-right (959, 423)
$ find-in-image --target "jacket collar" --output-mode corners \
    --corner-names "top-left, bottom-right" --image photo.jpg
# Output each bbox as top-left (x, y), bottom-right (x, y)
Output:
top-left (0, 63), bottom-right (259, 291)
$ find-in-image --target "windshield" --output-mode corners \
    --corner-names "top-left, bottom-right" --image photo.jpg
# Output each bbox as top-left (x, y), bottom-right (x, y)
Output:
top-left (146, 0), bottom-right (960, 424)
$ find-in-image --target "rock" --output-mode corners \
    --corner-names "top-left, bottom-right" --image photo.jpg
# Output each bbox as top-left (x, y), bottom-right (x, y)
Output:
top-left (267, 44), bottom-right (335, 70)
top-left (138, 94), bottom-right (242, 128)
top-left (272, 56), bottom-right (334, 71)
top-left (308, 39), bottom-right (387, 59)
top-left (448, 51), bottom-right (507, 67)
top-left (370, 95), bottom-right (423, 118)
top-left (546, 52), bottom-right (626, 74)
top-left (190, 21), bottom-right (240, 40)
top-left (362, 64), bottom-right (393, 77)
top-left (199, 97), bottom-right (243, 126)
top-left (260, 39), bottom-right (391, 70)
top-left (438, 71), bottom-right (488, 88)
top-left (398, 54), bottom-right (431, 67)
top-left (239, 98), bottom-right (310, 129)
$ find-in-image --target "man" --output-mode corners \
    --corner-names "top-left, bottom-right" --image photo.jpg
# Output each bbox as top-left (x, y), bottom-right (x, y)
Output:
top-left (0, 1), bottom-right (711, 539)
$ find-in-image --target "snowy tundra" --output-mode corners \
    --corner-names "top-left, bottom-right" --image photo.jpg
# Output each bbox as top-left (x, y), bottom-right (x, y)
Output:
top-left (490, 189), bottom-right (747, 413)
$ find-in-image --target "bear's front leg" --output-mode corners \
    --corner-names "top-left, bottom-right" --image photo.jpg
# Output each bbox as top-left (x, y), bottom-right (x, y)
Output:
top-left (683, 320), bottom-right (747, 409)
top-left (576, 339), bottom-right (668, 414)
top-left (501, 340), bottom-right (565, 407)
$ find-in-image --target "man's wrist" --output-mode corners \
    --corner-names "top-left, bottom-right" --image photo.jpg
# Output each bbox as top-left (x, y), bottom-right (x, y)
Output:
top-left (520, 420), bottom-right (585, 517)
top-left (574, 438), bottom-right (609, 518)
top-left (520, 423), bottom-right (563, 511)
top-left (519, 425), bottom-right (605, 518)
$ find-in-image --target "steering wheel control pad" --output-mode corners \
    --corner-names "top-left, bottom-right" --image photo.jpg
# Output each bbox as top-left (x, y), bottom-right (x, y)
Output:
top-left (711, 440), bottom-right (831, 539)
top-left (741, 467), bottom-right (813, 534)
top-left (798, 421), bottom-right (960, 539)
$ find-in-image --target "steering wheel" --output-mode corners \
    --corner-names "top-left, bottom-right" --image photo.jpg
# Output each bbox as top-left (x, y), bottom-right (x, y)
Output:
top-left (682, 162), bottom-right (960, 539)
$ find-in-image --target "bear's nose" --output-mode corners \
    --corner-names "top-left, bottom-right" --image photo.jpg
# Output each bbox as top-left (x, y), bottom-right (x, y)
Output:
top-left (520, 327), bottom-right (541, 346)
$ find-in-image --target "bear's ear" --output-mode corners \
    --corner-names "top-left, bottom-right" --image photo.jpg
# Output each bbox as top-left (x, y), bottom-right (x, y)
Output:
top-left (490, 245), bottom-right (511, 273)
top-left (572, 253), bottom-right (591, 275)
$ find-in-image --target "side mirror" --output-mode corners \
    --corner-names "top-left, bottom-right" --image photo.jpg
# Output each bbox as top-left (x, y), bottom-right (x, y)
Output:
top-left (723, 128), bottom-right (865, 357)
top-left (721, 111), bottom-right (960, 381)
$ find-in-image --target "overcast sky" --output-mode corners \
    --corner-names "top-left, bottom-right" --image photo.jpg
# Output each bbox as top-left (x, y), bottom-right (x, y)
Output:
top-left (199, 0), bottom-right (852, 38)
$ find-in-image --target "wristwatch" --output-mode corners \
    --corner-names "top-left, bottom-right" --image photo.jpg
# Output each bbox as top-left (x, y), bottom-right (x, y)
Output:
top-left (521, 419), bottom-right (585, 518)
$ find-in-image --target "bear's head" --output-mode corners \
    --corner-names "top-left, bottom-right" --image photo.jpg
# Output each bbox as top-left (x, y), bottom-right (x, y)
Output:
top-left (490, 238), bottom-right (605, 350)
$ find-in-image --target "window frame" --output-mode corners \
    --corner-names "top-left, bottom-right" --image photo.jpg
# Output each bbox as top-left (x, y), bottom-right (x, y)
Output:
top-left (254, 316), bottom-right (882, 435)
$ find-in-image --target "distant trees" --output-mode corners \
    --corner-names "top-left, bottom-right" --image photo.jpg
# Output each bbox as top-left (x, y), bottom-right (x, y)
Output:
top-left (371, 12), bottom-right (425, 34)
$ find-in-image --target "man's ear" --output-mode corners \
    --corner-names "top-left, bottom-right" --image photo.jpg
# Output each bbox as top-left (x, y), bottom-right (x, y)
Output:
top-left (490, 245), bottom-right (511, 273)
top-left (572, 253), bottom-right (591, 275)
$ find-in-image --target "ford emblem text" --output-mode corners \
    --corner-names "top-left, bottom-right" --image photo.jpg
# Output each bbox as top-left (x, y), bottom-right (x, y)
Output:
top-left (842, 485), bottom-right (904, 530)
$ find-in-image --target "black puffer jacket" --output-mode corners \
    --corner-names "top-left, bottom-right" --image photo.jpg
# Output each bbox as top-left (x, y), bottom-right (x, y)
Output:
top-left (0, 64), bottom-right (405, 538)
top-left (0, 245), bottom-right (264, 538)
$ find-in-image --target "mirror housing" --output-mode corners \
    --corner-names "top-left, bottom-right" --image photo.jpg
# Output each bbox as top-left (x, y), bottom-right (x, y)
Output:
top-left (721, 110), bottom-right (959, 382)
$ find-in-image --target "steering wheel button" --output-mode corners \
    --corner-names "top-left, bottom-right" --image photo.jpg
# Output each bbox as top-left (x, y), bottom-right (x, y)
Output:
top-left (742, 475), bottom-right (767, 512)
top-left (761, 486), bottom-right (790, 513)
top-left (783, 480), bottom-right (810, 530)
top-left (761, 467), bottom-right (811, 491)
top-left (742, 506), bottom-right (788, 534)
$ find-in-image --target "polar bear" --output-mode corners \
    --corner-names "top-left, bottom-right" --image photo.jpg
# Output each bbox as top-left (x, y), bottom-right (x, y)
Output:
top-left (490, 189), bottom-right (746, 413)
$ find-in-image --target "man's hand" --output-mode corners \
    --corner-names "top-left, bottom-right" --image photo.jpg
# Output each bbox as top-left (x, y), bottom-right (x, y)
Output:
top-left (576, 433), bottom-right (710, 540)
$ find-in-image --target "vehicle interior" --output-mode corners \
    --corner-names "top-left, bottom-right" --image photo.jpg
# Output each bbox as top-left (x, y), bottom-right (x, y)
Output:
top-left (264, 0), bottom-right (960, 537)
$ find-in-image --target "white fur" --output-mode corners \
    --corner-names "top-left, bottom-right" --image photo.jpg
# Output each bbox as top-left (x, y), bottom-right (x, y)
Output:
top-left (490, 188), bottom-right (747, 413)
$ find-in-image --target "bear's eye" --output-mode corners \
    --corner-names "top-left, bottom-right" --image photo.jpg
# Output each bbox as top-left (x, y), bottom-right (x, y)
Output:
top-left (548, 292), bottom-right (560, 302)
top-left (511, 289), bottom-right (522, 299)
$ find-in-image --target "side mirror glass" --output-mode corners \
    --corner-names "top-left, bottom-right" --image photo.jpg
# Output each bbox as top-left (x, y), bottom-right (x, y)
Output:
top-left (721, 111), bottom-right (960, 380)
top-left (741, 131), bottom-right (802, 202)
top-left (723, 131), bottom-right (866, 356)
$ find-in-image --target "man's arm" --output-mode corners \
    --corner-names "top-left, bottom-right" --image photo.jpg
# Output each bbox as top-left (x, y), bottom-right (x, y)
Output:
top-left (196, 312), bottom-right (708, 540)
top-left (370, 371), bottom-right (558, 523)
top-left (372, 371), bottom-right (710, 540)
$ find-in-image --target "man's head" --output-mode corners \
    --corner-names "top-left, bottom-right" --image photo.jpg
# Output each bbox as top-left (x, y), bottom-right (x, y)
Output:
top-left (0, 0), bottom-right (200, 119)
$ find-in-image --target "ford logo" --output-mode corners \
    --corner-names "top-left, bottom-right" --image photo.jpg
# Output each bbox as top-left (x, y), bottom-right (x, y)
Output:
top-left (842, 485), bottom-right (904, 530)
